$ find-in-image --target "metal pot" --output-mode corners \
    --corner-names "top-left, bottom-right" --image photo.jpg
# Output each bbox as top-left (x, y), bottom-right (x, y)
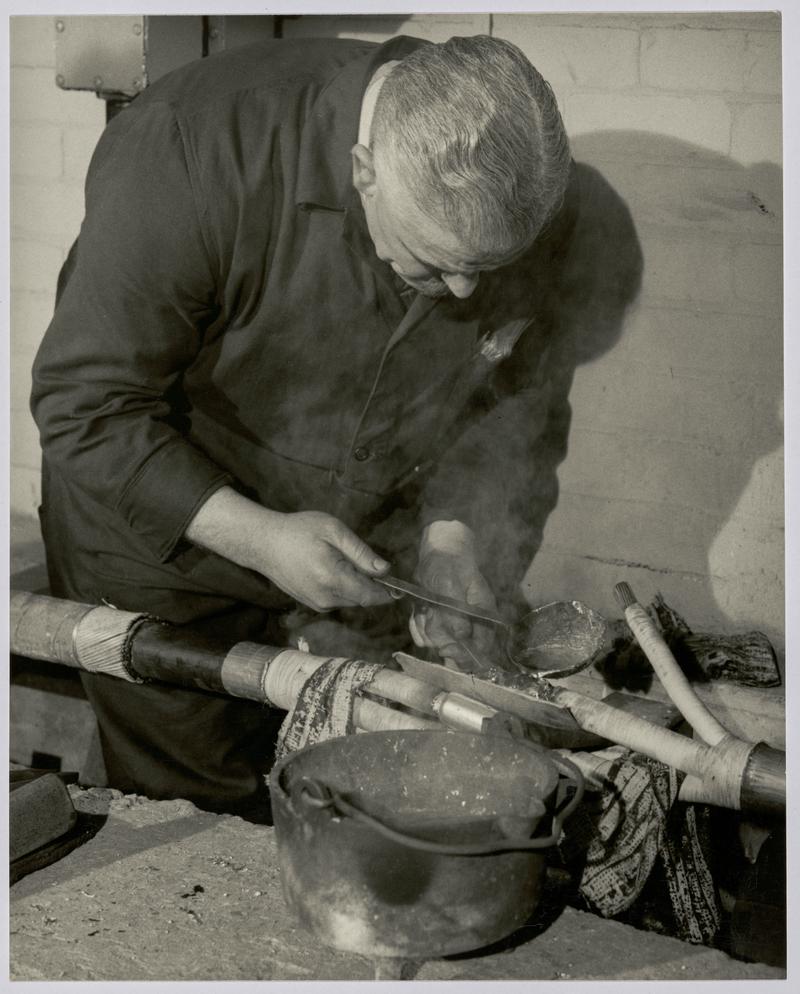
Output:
top-left (270, 729), bottom-right (583, 960)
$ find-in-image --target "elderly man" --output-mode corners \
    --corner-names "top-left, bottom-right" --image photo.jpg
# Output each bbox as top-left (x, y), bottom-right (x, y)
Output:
top-left (31, 33), bottom-right (584, 819)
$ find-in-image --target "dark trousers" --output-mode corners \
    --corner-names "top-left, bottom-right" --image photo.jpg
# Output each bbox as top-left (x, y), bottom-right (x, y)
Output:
top-left (80, 669), bottom-right (285, 823)
top-left (81, 599), bottom-right (289, 823)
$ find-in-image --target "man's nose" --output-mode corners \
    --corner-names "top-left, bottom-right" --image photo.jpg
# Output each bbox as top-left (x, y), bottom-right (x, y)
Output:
top-left (442, 272), bottom-right (479, 298)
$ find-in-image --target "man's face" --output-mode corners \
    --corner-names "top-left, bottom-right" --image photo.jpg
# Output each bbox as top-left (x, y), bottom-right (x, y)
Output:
top-left (359, 155), bottom-right (500, 300)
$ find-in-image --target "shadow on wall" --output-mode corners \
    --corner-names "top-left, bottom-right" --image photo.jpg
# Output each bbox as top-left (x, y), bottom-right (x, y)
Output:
top-left (533, 130), bottom-right (783, 641)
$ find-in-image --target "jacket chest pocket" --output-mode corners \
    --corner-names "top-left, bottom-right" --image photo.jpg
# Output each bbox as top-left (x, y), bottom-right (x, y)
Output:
top-left (436, 316), bottom-right (536, 426)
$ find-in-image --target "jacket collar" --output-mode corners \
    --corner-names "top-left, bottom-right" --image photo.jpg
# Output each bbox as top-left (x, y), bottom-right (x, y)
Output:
top-left (295, 35), bottom-right (427, 211)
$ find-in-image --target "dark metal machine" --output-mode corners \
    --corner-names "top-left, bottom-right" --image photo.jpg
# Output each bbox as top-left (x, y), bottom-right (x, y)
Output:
top-left (53, 14), bottom-right (281, 120)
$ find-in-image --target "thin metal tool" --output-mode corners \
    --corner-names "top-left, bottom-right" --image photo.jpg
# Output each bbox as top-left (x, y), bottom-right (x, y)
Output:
top-left (377, 576), bottom-right (518, 672)
top-left (376, 575), bottom-right (507, 627)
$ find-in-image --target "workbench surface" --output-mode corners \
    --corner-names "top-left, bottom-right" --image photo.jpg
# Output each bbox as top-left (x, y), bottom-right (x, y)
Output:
top-left (9, 786), bottom-right (784, 983)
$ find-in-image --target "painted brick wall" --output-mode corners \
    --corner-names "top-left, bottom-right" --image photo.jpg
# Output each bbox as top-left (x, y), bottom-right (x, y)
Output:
top-left (489, 13), bottom-right (783, 649)
top-left (10, 15), bottom-right (106, 516)
top-left (9, 13), bottom-right (784, 649)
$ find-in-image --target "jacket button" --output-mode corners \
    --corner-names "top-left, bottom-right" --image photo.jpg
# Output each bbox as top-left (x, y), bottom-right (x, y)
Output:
top-left (353, 446), bottom-right (371, 462)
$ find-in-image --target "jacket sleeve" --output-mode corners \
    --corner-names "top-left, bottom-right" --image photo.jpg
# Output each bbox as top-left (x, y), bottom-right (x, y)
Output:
top-left (31, 99), bottom-right (233, 563)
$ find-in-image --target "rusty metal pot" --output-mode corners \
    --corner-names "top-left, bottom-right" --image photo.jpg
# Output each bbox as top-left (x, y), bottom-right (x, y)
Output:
top-left (270, 730), bottom-right (583, 961)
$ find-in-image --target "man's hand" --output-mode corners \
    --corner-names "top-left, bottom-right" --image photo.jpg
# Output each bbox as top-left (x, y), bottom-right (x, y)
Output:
top-left (409, 520), bottom-right (500, 672)
top-left (185, 487), bottom-right (394, 612)
top-left (249, 509), bottom-right (396, 612)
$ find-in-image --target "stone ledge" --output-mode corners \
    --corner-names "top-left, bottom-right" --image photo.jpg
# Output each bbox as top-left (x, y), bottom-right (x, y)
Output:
top-left (9, 786), bottom-right (785, 982)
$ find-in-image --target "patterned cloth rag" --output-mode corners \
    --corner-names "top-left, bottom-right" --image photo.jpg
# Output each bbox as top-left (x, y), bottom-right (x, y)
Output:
top-left (559, 749), bottom-right (720, 945)
top-left (273, 658), bottom-right (720, 945)
top-left (274, 656), bottom-right (383, 763)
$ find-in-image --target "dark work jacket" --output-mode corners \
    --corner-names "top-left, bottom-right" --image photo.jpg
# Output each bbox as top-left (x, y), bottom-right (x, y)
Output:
top-left (31, 35), bottom-right (580, 623)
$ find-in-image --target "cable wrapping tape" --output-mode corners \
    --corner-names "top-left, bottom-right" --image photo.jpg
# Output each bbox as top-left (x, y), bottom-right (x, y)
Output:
top-left (694, 734), bottom-right (754, 810)
top-left (72, 606), bottom-right (151, 682)
top-left (262, 649), bottom-right (331, 710)
top-left (220, 641), bottom-right (284, 701)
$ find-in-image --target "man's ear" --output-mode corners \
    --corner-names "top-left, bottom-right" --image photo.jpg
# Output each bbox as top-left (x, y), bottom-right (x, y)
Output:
top-left (351, 144), bottom-right (377, 197)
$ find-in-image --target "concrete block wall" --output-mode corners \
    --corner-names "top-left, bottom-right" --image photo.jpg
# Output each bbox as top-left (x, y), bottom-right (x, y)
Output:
top-left (9, 13), bottom-right (784, 649)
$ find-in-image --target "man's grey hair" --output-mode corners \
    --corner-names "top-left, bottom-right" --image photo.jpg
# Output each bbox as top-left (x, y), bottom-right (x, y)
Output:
top-left (371, 35), bottom-right (571, 262)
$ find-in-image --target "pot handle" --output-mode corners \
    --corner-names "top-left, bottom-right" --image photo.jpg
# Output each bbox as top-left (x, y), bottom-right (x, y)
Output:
top-left (294, 750), bottom-right (584, 857)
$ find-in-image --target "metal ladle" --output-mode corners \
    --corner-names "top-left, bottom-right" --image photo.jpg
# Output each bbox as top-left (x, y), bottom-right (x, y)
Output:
top-left (376, 575), bottom-right (611, 679)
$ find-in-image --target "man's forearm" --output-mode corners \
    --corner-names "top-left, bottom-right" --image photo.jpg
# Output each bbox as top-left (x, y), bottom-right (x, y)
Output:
top-left (189, 495), bottom-right (476, 576)
top-left (184, 485), bottom-right (279, 572)
top-left (184, 486), bottom-right (392, 612)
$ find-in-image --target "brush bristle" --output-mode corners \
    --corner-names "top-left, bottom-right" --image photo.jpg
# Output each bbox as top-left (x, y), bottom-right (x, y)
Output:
top-left (614, 582), bottom-right (636, 609)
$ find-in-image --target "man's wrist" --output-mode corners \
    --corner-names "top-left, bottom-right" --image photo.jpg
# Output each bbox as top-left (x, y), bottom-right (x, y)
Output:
top-left (419, 519), bottom-right (478, 559)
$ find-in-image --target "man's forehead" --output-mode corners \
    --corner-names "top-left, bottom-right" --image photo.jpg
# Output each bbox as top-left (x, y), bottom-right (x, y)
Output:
top-left (391, 205), bottom-right (525, 273)
top-left (376, 156), bottom-right (527, 271)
